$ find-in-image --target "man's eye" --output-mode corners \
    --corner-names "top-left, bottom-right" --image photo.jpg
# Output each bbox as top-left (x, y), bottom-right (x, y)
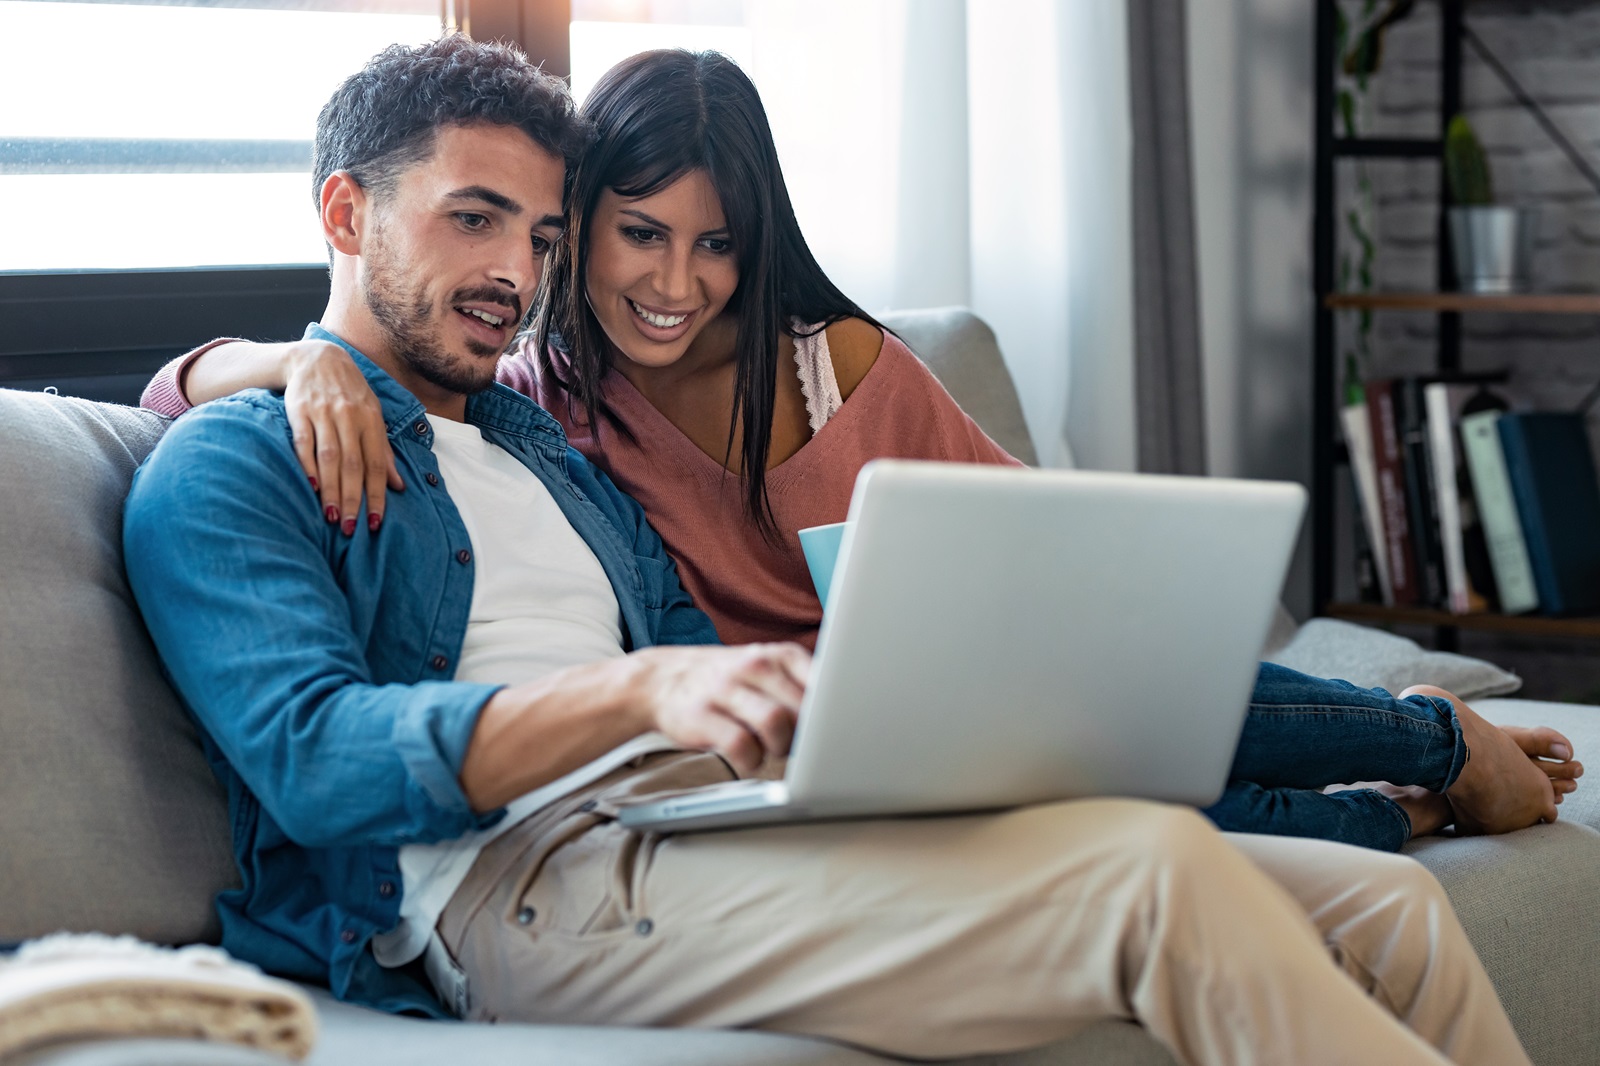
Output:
top-left (457, 213), bottom-right (489, 230)
top-left (531, 234), bottom-right (551, 254)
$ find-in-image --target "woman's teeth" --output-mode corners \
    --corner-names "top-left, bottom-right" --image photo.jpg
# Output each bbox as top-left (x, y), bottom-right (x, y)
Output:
top-left (630, 300), bottom-right (688, 328)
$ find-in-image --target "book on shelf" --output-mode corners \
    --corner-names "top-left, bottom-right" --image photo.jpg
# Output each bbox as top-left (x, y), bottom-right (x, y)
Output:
top-left (1363, 380), bottom-right (1418, 606)
top-left (1460, 409), bottom-right (1540, 615)
top-left (1496, 412), bottom-right (1600, 617)
top-left (1355, 375), bottom-right (1533, 616)
top-left (1340, 400), bottom-right (1392, 604)
top-left (1395, 379), bottom-right (1446, 609)
top-left (1422, 382), bottom-right (1501, 614)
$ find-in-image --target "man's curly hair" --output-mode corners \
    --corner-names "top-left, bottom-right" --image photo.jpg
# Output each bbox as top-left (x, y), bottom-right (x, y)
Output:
top-left (312, 33), bottom-right (590, 211)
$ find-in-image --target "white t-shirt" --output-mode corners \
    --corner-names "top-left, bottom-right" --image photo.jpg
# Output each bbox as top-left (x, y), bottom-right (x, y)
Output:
top-left (370, 415), bottom-right (675, 967)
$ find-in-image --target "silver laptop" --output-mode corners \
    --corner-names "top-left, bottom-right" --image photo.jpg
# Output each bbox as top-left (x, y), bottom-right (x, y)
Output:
top-left (616, 460), bottom-right (1305, 833)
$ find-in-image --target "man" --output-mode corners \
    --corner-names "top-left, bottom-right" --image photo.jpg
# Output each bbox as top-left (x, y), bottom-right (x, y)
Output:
top-left (124, 35), bottom-right (1531, 1066)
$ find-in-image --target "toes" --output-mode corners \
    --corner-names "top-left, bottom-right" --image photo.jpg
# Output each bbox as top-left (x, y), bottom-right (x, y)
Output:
top-left (1536, 759), bottom-right (1584, 781)
top-left (1503, 724), bottom-right (1574, 762)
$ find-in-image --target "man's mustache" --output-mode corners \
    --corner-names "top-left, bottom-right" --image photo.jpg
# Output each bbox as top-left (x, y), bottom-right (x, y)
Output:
top-left (452, 287), bottom-right (524, 327)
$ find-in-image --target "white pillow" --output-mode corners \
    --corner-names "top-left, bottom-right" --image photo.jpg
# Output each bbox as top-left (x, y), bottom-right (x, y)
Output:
top-left (1265, 618), bottom-right (1522, 701)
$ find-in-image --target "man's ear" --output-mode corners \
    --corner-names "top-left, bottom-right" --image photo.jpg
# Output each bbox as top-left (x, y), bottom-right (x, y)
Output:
top-left (320, 172), bottom-right (367, 257)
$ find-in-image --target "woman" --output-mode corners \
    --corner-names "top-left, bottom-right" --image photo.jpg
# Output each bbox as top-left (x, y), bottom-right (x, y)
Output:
top-left (143, 48), bottom-right (1577, 851)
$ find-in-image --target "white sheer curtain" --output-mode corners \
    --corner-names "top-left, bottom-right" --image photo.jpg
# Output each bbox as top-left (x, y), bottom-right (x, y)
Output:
top-left (571, 0), bottom-right (1136, 471)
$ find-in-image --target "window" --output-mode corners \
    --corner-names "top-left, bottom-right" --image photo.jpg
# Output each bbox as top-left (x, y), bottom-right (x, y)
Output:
top-left (569, 0), bottom-right (748, 104)
top-left (0, 0), bottom-right (444, 271)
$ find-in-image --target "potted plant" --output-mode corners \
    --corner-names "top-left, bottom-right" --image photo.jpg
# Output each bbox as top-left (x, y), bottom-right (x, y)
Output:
top-left (1445, 114), bottom-right (1533, 293)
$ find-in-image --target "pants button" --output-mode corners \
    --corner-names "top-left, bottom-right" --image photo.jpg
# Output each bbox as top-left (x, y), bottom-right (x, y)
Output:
top-left (635, 919), bottom-right (654, 937)
top-left (517, 907), bottom-right (536, 926)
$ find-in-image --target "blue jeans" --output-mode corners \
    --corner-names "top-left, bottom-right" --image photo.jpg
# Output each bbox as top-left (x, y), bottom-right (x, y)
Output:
top-left (1202, 663), bottom-right (1468, 852)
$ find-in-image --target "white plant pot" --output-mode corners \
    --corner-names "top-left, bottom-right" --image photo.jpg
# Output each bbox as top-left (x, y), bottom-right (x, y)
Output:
top-left (1448, 206), bottom-right (1534, 294)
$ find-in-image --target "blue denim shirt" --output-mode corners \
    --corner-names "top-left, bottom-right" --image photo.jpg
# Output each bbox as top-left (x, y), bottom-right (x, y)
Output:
top-left (123, 324), bottom-right (718, 1017)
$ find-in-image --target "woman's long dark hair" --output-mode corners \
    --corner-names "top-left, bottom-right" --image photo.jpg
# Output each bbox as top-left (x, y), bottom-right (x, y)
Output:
top-left (534, 48), bottom-right (885, 537)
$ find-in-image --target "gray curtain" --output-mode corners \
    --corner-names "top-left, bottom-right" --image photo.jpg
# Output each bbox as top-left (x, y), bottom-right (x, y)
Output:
top-left (1128, 0), bottom-right (1207, 476)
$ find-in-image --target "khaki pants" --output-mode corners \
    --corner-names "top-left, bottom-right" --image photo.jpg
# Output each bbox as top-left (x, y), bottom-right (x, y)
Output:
top-left (437, 753), bottom-right (1529, 1066)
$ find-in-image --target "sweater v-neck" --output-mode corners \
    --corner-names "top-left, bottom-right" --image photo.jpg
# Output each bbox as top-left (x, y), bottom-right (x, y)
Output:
top-left (596, 330), bottom-right (891, 490)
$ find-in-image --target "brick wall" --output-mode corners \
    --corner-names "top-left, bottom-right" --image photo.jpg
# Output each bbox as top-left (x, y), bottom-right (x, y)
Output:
top-left (1341, 0), bottom-right (1600, 410)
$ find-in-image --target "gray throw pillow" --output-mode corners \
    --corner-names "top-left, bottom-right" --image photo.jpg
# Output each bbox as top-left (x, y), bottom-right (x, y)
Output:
top-left (0, 390), bottom-right (237, 946)
top-left (1266, 617), bottom-right (1522, 700)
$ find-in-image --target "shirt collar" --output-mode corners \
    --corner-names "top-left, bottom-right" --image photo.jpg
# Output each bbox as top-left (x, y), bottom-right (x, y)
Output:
top-left (302, 323), bottom-right (569, 449)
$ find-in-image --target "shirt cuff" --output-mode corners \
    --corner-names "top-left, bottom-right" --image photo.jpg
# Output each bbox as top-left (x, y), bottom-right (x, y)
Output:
top-left (390, 681), bottom-right (507, 840)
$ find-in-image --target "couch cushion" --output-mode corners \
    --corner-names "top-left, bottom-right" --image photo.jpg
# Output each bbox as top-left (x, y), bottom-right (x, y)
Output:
top-left (1265, 617), bottom-right (1523, 701)
top-left (1403, 697), bottom-right (1600, 1066)
top-left (1406, 822), bottom-right (1600, 1066)
top-left (0, 390), bottom-right (237, 946)
top-left (15, 1000), bottom-right (1178, 1066)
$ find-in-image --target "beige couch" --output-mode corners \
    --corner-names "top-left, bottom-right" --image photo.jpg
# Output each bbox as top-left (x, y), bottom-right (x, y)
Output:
top-left (3, 308), bottom-right (1598, 1065)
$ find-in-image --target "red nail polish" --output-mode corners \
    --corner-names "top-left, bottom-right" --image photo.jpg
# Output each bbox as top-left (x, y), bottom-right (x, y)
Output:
top-left (325, 505), bottom-right (339, 524)
top-left (368, 512), bottom-right (382, 533)
top-left (309, 476), bottom-right (319, 492)
top-left (341, 517), bottom-right (357, 536)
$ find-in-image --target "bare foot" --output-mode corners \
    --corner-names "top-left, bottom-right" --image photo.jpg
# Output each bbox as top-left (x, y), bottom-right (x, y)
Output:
top-left (1399, 685), bottom-right (1558, 835)
top-left (1504, 725), bottom-right (1583, 805)
top-left (1357, 782), bottom-right (1455, 838)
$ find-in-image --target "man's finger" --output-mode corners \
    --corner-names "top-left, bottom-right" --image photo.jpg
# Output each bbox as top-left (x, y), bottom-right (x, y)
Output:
top-left (720, 687), bottom-right (797, 759)
top-left (692, 707), bottom-right (766, 777)
top-left (746, 643), bottom-right (812, 709)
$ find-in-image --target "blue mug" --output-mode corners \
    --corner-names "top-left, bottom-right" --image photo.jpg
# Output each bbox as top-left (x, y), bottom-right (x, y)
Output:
top-left (797, 522), bottom-right (848, 612)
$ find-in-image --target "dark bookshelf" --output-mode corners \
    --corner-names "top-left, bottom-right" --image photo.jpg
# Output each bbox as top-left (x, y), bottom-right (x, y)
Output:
top-left (1311, 2), bottom-right (1600, 645)
top-left (1325, 292), bottom-right (1600, 314)
top-left (1326, 602), bottom-right (1600, 640)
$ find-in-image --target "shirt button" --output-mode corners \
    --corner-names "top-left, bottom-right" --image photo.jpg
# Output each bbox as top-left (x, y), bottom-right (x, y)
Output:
top-left (456, 549), bottom-right (472, 565)
top-left (378, 881), bottom-right (396, 898)
top-left (340, 929), bottom-right (357, 944)
top-left (431, 654), bottom-right (448, 671)
top-left (413, 420), bottom-right (429, 436)
top-left (635, 919), bottom-right (654, 937)
top-left (517, 907), bottom-right (536, 925)
top-left (425, 472), bottom-right (440, 487)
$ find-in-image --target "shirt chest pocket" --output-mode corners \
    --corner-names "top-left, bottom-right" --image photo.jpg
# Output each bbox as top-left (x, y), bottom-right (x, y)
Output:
top-left (631, 555), bottom-right (670, 611)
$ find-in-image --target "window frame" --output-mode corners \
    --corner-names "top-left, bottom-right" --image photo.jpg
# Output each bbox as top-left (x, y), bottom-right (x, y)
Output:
top-left (0, 0), bottom-right (569, 401)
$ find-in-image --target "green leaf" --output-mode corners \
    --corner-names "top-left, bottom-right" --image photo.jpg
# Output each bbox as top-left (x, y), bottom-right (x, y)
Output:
top-left (1343, 353), bottom-right (1365, 406)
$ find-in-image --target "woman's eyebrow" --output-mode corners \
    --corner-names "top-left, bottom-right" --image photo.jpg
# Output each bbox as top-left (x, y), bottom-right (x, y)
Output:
top-left (619, 208), bottom-right (731, 239)
top-left (620, 208), bottom-right (671, 230)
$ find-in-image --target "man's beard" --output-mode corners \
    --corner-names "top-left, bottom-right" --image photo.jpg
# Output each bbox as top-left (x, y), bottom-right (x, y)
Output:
top-left (362, 230), bottom-right (521, 397)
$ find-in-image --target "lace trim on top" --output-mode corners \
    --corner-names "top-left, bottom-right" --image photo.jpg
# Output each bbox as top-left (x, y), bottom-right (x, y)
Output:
top-left (792, 322), bottom-right (843, 435)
